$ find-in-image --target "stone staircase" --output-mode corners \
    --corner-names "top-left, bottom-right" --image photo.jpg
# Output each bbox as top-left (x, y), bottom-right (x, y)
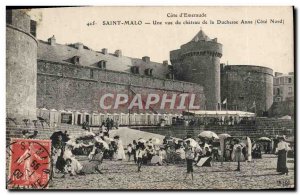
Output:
top-left (6, 123), bottom-right (87, 143)
top-left (6, 117), bottom-right (294, 143)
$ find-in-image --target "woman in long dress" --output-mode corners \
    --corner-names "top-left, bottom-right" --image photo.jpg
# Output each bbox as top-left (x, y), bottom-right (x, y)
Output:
top-left (277, 136), bottom-right (289, 175)
top-left (114, 136), bottom-right (126, 160)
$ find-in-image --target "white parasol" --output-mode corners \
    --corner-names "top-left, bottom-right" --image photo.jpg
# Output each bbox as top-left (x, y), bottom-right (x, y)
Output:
top-left (198, 131), bottom-right (219, 139)
top-left (218, 133), bottom-right (231, 139)
top-left (258, 137), bottom-right (272, 142)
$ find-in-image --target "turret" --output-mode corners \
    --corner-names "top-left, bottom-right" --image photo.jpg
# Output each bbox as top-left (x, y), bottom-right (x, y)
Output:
top-left (170, 29), bottom-right (222, 110)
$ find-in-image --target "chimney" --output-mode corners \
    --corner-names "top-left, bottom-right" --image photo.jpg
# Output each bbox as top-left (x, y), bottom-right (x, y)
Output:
top-left (74, 42), bottom-right (83, 50)
top-left (275, 72), bottom-right (283, 77)
top-left (102, 48), bottom-right (108, 55)
top-left (163, 60), bottom-right (168, 65)
top-left (142, 56), bottom-right (150, 63)
top-left (115, 50), bottom-right (122, 57)
top-left (48, 35), bottom-right (56, 46)
top-left (212, 38), bottom-right (218, 42)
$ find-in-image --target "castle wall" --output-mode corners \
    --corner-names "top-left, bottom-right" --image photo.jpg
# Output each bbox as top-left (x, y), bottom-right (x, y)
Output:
top-left (37, 59), bottom-right (205, 114)
top-left (6, 10), bottom-right (37, 121)
top-left (221, 65), bottom-right (273, 116)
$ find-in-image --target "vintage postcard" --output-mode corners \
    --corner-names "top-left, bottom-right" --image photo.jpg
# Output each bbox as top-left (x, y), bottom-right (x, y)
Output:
top-left (6, 6), bottom-right (295, 190)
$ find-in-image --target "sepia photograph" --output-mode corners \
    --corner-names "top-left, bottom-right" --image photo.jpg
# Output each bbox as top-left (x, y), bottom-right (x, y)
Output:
top-left (5, 6), bottom-right (295, 190)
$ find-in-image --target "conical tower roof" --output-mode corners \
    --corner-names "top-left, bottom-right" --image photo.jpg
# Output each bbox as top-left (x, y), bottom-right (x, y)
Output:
top-left (191, 29), bottom-right (211, 42)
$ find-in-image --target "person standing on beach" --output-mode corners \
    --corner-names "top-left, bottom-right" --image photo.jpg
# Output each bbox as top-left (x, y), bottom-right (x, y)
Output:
top-left (276, 136), bottom-right (289, 175)
top-left (136, 143), bottom-right (146, 172)
top-left (184, 140), bottom-right (195, 180)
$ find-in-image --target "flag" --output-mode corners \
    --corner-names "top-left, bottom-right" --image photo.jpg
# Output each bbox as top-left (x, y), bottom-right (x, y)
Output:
top-left (250, 101), bottom-right (256, 109)
top-left (222, 98), bottom-right (227, 104)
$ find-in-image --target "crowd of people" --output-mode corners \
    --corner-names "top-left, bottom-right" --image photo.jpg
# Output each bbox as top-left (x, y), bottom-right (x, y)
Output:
top-left (50, 126), bottom-right (125, 177)
top-left (50, 124), bottom-right (291, 180)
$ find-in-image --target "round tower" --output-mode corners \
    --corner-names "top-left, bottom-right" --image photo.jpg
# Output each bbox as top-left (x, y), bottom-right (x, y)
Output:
top-left (6, 9), bottom-right (38, 121)
top-left (221, 65), bottom-right (273, 116)
top-left (170, 29), bottom-right (222, 110)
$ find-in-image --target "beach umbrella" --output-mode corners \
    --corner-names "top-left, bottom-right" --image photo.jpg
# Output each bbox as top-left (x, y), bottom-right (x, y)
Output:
top-left (198, 131), bottom-right (219, 139)
top-left (184, 138), bottom-right (198, 147)
top-left (218, 133), bottom-right (231, 139)
top-left (50, 131), bottom-right (70, 144)
top-left (258, 137), bottom-right (271, 142)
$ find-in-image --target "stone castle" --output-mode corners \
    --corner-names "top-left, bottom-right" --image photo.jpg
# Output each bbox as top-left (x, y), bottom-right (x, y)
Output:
top-left (7, 9), bottom-right (279, 127)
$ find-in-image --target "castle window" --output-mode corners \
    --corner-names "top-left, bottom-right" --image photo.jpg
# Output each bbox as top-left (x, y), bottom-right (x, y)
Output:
top-left (277, 88), bottom-right (280, 95)
top-left (288, 77), bottom-right (292, 83)
top-left (98, 60), bottom-right (107, 69)
top-left (131, 66), bottom-right (139, 74)
top-left (145, 68), bottom-right (153, 76)
top-left (72, 56), bottom-right (80, 65)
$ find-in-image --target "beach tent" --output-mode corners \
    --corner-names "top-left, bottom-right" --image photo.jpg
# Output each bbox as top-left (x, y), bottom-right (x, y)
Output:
top-left (110, 127), bottom-right (167, 146)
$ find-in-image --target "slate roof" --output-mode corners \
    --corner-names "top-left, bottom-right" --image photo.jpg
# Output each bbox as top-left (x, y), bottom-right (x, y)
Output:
top-left (191, 29), bottom-right (211, 42)
top-left (37, 39), bottom-right (170, 79)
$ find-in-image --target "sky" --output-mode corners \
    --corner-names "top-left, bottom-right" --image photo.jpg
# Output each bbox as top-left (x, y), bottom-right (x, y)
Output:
top-left (28, 6), bottom-right (294, 74)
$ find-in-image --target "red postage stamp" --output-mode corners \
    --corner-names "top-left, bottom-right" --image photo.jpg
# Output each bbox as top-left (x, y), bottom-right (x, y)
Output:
top-left (6, 138), bottom-right (52, 189)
